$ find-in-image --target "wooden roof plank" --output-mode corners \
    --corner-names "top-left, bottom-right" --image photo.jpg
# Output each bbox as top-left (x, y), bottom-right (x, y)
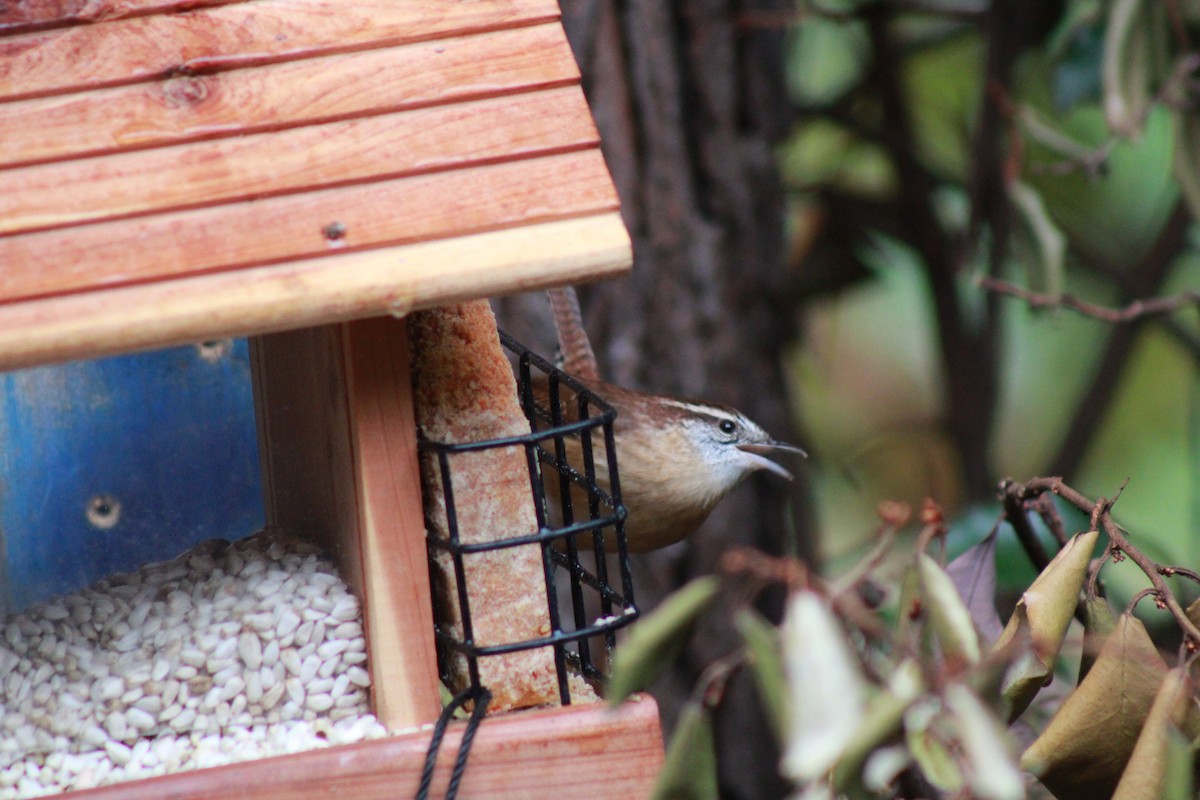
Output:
top-left (0, 150), bottom-right (619, 304)
top-left (0, 0), bottom-right (560, 102)
top-left (0, 23), bottom-right (578, 169)
top-left (0, 86), bottom-right (597, 235)
top-left (0, 213), bottom-right (632, 370)
top-left (0, 0), bottom-right (246, 37)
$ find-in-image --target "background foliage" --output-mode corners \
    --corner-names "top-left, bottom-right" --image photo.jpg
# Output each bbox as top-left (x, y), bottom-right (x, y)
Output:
top-left (587, 0), bottom-right (1200, 797)
top-left (783, 0), bottom-right (1200, 608)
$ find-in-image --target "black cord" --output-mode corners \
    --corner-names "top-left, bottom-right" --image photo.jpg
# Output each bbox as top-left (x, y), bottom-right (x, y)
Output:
top-left (415, 686), bottom-right (492, 800)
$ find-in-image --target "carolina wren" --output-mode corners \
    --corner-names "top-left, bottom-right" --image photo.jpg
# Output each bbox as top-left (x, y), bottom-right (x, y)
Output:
top-left (540, 287), bottom-right (805, 553)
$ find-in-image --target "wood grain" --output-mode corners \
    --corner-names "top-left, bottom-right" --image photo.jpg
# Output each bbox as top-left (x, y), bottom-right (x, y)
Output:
top-left (0, 22), bottom-right (578, 169)
top-left (0, 0), bottom-right (245, 37)
top-left (252, 320), bottom-right (441, 729)
top-left (0, 213), bottom-right (632, 370)
top-left (0, 0), bottom-right (560, 102)
top-left (341, 320), bottom-right (441, 728)
top-left (56, 695), bottom-right (664, 800)
top-left (0, 86), bottom-right (596, 235)
top-left (0, 150), bottom-right (618, 305)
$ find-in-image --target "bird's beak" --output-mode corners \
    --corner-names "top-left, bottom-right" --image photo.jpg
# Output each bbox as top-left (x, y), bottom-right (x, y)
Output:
top-left (737, 441), bottom-right (807, 481)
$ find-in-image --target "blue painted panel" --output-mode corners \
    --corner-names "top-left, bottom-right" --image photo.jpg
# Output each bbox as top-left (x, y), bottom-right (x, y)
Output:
top-left (0, 339), bottom-right (264, 613)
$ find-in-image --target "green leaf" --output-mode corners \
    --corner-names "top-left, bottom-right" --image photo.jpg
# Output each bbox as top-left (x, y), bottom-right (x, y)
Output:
top-left (905, 698), bottom-right (962, 792)
top-left (944, 684), bottom-right (1023, 800)
top-left (1102, 0), bottom-right (1150, 136)
top-left (1021, 613), bottom-right (1169, 799)
top-left (917, 553), bottom-right (981, 669)
top-left (777, 120), bottom-right (897, 197)
top-left (903, 33), bottom-right (983, 179)
top-left (781, 590), bottom-right (867, 783)
top-left (735, 609), bottom-right (788, 743)
top-left (1047, 0), bottom-right (1103, 59)
top-left (607, 576), bottom-right (720, 704)
top-left (1009, 180), bottom-right (1066, 297)
top-left (1160, 728), bottom-right (1194, 800)
top-left (830, 660), bottom-right (924, 793)
top-left (651, 701), bottom-right (718, 800)
top-left (1018, 104), bottom-right (1099, 162)
top-left (1112, 668), bottom-right (1196, 800)
top-left (992, 529), bottom-right (1099, 721)
top-left (785, 16), bottom-right (869, 106)
top-left (895, 563), bottom-right (927, 648)
top-left (1171, 110), bottom-right (1200, 221)
top-left (1023, 102), bottom-right (1178, 271)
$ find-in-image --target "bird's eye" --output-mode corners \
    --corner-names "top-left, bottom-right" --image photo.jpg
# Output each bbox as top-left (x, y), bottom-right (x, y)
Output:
top-left (718, 419), bottom-right (737, 435)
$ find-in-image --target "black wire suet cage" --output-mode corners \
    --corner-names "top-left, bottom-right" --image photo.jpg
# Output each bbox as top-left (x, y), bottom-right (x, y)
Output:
top-left (421, 332), bottom-right (638, 706)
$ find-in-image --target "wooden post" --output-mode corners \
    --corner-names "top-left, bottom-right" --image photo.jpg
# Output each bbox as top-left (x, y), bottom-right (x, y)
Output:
top-left (251, 317), bottom-right (441, 729)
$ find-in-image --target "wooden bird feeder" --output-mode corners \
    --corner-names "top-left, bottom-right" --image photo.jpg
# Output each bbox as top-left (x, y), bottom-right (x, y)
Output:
top-left (0, 0), bottom-right (664, 796)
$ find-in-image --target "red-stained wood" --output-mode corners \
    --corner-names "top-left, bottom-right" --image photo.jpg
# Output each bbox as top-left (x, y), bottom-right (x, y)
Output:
top-left (58, 695), bottom-right (665, 800)
top-left (0, 150), bottom-right (618, 305)
top-left (0, 0), bottom-right (560, 102)
top-left (0, 0), bottom-right (245, 37)
top-left (0, 23), bottom-right (578, 169)
top-left (0, 86), bottom-right (597, 235)
top-left (252, 318), bottom-right (442, 730)
top-left (0, 213), bottom-right (632, 371)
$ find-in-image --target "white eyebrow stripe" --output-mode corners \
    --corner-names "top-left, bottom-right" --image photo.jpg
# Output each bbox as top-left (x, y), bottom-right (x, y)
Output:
top-left (658, 399), bottom-right (744, 423)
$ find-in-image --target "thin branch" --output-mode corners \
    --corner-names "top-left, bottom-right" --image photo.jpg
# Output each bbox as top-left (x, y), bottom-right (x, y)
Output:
top-left (1031, 138), bottom-right (1117, 179)
top-left (864, 4), bottom-right (997, 498)
top-left (1126, 587), bottom-right (1163, 615)
top-left (692, 651), bottom-right (747, 710)
top-left (1027, 54), bottom-right (1200, 177)
top-left (1031, 493), bottom-right (1069, 547)
top-left (1159, 565), bottom-right (1200, 585)
top-left (1158, 316), bottom-right (1200, 361)
top-left (978, 275), bottom-right (1200, 323)
top-left (830, 510), bottom-right (904, 598)
top-left (1086, 548), bottom-right (1114, 599)
top-left (1166, 0), bottom-right (1193, 51)
top-left (1008, 477), bottom-right (1200, 645)
top-left (999, 481), bottom-right (1052, 573)
top-left (1047, 203), bottom-right (1194, 477)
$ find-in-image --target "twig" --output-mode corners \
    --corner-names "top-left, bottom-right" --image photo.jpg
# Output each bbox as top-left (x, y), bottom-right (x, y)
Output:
top-left (1086, 549), bottom-right (1113, 599)
top-left (1166, 0), bottom-right (1193, 51)
top-left (1028, 54), bottom-right (1200, 176)
top-left (978, 275), bottom-right (1200, 323)
top-left (1031, 138), bottom-right (1117, 178)
top-left (1126, 587), bottom-right (1163, 615)
top-left (692, 651), bottom-right (747, 710)
top-left (1158, 316), bottom-right (1200, 361)
top-left (1048, 203), bottom-right (1192, 477)
top-left (830, 508), bottom-right (904, 598)
top-left (1010, 477), bottom-right (1200, 645)
top-left (1031, 493), bottom-right (1069, 547)
top-left (1159, 565), bottom-right (1200, 585)
top-left (864, 4), bottom-right (998, 498)
top-left (998, 481), bottom-right (1052, 573)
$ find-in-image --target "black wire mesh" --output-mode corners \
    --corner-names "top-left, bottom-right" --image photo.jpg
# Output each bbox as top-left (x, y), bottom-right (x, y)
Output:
top-left (421, 331), bottom-right (638, 706)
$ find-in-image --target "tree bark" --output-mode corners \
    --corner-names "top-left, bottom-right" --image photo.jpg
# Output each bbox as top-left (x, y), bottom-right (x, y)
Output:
top-left (545, 3), bottom-right (811, 797)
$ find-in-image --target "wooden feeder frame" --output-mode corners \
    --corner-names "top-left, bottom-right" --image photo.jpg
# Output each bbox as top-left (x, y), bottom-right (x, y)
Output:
top-left (0, 0), bottom-right (665, 797)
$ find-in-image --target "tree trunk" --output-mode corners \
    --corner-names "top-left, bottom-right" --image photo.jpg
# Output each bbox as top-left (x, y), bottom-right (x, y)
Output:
top-left (551, 3), bottom-right (812, 797)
